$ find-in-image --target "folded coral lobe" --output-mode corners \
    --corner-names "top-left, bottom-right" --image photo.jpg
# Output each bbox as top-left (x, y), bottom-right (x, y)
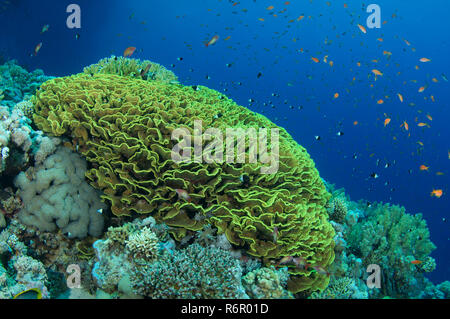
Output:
top-left (32, 72), bottom-right (335, 293)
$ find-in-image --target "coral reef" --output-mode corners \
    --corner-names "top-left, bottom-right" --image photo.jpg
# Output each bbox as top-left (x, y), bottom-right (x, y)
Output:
top-left (131, 243), bottom-right (248, 299)
top-left (14, 146), bottom-right (105, 239)
top-left (83, 56), bottom-right (179, 84)
top-left (346, 202), bottom-right (436, 298)
top-left (32, 71), bottom-right (335, 293)
top-left (0, 222), bottom-right (50, 299)
top-left (0, 103), bottom-right (61, 177)
top-left (309, 276), bottom-right (368, 299)
top-left (242, 267), bottom-right (293, 299)
top-left (0, 60), bottom-right (52, 108)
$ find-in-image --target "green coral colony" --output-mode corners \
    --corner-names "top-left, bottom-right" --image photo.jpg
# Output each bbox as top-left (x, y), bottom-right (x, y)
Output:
top-left (1, 58), bottom-right (446, 299)
top-left (32, 57), bottom-right (335, 293)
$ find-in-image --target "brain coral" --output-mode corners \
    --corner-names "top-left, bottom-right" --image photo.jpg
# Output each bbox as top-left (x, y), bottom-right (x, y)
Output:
top-left (32, 72), bottom-right (334, 293)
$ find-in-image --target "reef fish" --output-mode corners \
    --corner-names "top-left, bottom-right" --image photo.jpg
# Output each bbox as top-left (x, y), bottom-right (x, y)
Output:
top-left (123, 46), bottom-right (136, 57)
top-left (14, 288), bottom-right (42, 299)
top-left (33, 42), bottom-right (42, 56)
top-left (205, 35), bottom-right (219, 47)
top-left (175, 189), bottom-right (191, 202)
top-left (430, 189), bottom-right (443, 198)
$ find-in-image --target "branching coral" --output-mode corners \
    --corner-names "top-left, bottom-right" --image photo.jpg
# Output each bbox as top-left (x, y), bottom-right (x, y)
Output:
top-left (130, 243), bottom-right (248, 299)
top-left (32, 71), bottom-right (335, 292)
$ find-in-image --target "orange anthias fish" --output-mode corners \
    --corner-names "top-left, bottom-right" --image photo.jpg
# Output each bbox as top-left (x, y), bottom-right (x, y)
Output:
top-left (175, 189), bottom-right (191, 202)
top-left (400, 121), bottom-right (409, 131)
top-left (357, 24), bottom-right (367, 34)
top-left (372, 69), bottom-right (383, 76)
top-left (418, 86), bottom-right (426, 93)
top-left (420, 165), bottom-right (429, 171)
top-left (411, 260), bottom-right (422, 265)
top-left (334, 93), bottom-right (339, 99)
top-left (267, 5), bottom-right (274, 10)
top-left (377, 99), bottom-right (384, 104)
top-left (311, 57), bottom-right (319, 63)
top-left (123, 46), bottom-right (136, 57)
top-left (419, 57), bottom-right (431, 62)
top-left (397, 93), bottom-right (404, 103)
top-left (417, 122), bottom-right (430, 128)
top-left (384, 118), bottom-right (391, 127)
top-left (430, 189), bottom-right (443, 198)
top-left (33, 42), bottom-right (43, 56)
top-left (205, 35), bottom-right (219, 47)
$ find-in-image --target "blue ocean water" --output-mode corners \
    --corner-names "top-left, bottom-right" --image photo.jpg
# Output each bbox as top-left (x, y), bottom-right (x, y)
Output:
top-left (0, 0), bottom-right (448, 289)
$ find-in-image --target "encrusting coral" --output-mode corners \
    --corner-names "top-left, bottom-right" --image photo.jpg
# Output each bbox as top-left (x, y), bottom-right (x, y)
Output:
top-left (32, 68), bottom-right (335, 293)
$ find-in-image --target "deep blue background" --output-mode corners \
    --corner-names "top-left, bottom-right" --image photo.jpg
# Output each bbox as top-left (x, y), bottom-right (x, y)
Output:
top-left (1, 0), bottom-right (449, 284)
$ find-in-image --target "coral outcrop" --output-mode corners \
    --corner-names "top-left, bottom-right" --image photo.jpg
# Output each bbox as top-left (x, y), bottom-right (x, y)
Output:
top-left (32, 70), bottom-right (335, 292)
top-left (0, 60), bottom-right (51, 108)
top-left (14, 146), bottom-right (105, 239)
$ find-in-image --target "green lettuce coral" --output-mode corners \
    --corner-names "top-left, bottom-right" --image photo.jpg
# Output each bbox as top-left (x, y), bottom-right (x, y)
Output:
top-left (83, 56), bottom-right (178, 84)
top-left (31, 70), bottom-right (335, 293)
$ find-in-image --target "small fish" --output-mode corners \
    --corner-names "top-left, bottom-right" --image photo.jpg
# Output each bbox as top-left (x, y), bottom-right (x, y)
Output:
top-left (417, 122), bottom-right (430, 128)
top-left (357, 24), bottom-right (367, 34)
top-left (333, 92), bottom-right (339, 99)
top-left (41, 24), bottom-right (49, 34)
top-left (377, 99), bottom-right (384, 104)
top-left (419, 165), bottom-right (429, 171)
top-left (336, 131), bottom-right (344, 136)
top-left (397, 93), bottom-right (404, 103)
top-left (372, 69), bottom-right (383, 76)
top-left (430, 189), bottom-right (443, 198)
top-left (419, 57), bottom-right (431, 63)
top-left (314, 135), bottom-right (321, 141)
top-left (276, 256), bottom-right (293, 267)
top-left (13, 288), bottom-right (42, 299)
top-left (292, 256), bottom-right (310, 269)
top-left (401, 121), bottom-right (409, 131)
top-left (370, 173), bottom-right (379, 179)
top-left (97, 208), bottom-right (103, 214)
top-left (384, 118), bottom-right (391, 127)
top-left (311, 57), bottom-right (319, 63)
top-left (140, 64), bottom-right (151, 78)
top-left (411, 260), bottom-right (422, 265)
top-left (266, 5), bottom-right (274, 10)
top-left (75, 33), bottom-right (80, 40)
top-left (257, 72), bottom-right (263, 78)
top-left (175, 189), bottom-right (191, 202)
top-left (309, 265), bottom-right (330, 276)
top-left (123, 46), bottom-right (136, 57)
top-left (271, 226), bottom-right (279, 243)
top-left (442, 73), bottom-right (448, 82)
top-left (418, 86), bottom-right (426, 93)
top-left (205, 35), bottom-right (219, 47)
top-left (33, 42), bottom-right (42, 56)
